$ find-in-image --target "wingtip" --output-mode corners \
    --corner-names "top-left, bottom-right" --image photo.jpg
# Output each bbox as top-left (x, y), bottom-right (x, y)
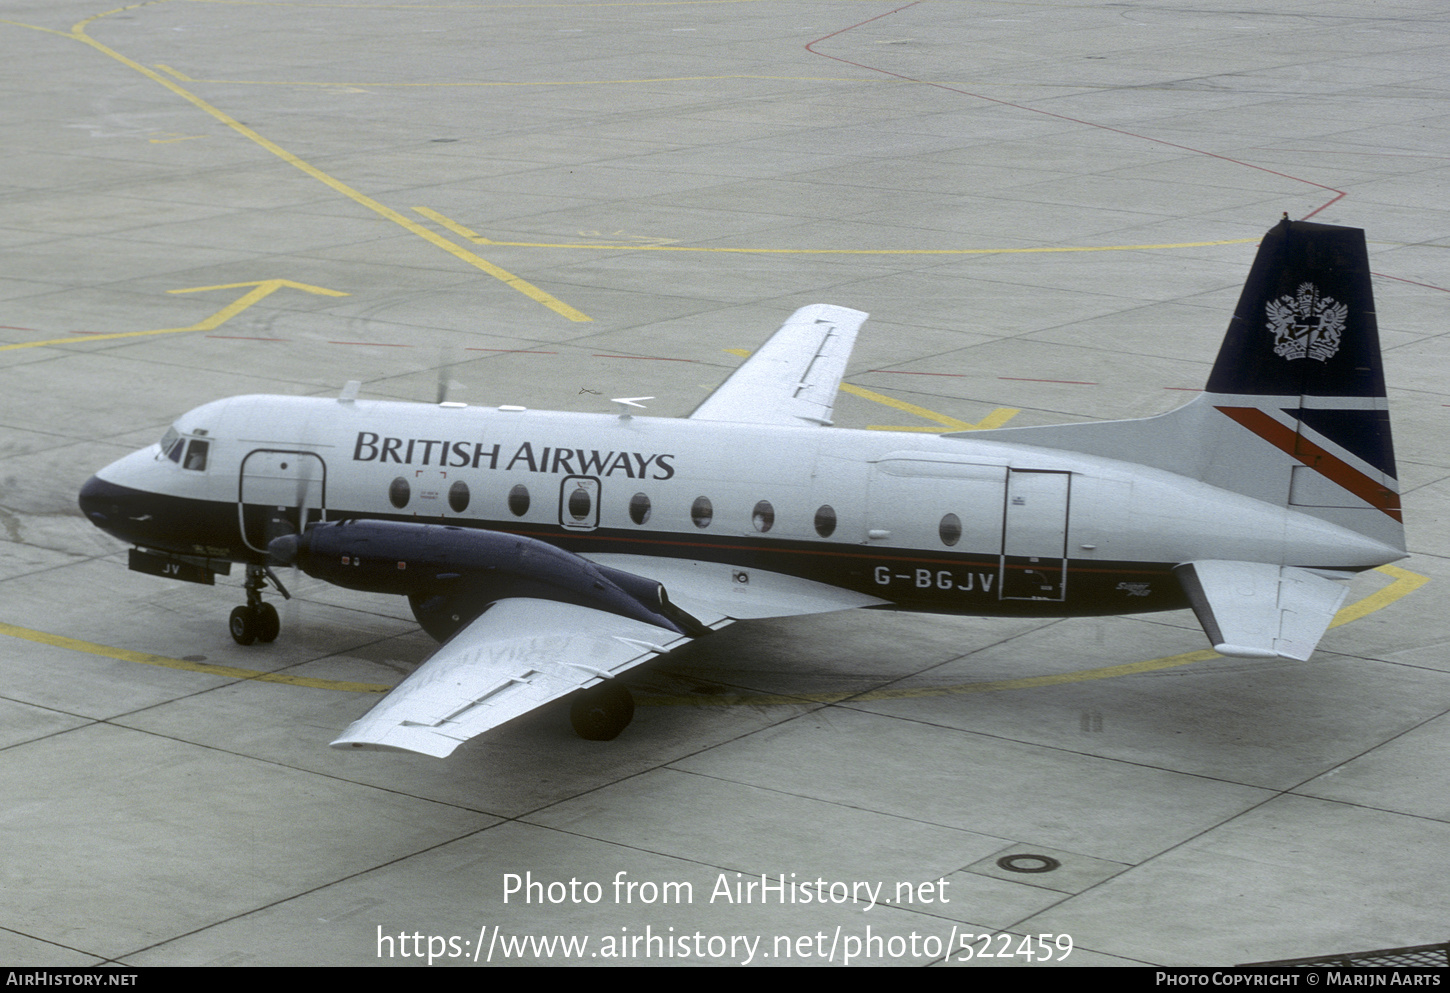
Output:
top-left (1213, 643), bottom-right (1298, 661)
top-left (330, 728), bottom-right (462, 758)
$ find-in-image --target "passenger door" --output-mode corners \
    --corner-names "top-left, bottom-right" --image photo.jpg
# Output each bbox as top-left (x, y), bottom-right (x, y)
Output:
top-left (239, 450), bottom-right (327, 554)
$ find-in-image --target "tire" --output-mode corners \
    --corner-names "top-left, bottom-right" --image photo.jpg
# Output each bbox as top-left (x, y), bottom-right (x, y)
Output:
top-left (569, 681), bottom-right (635, 741)
top-left (255, 603), bottom-right (280, 643)
top-left (229, 606), bottom-right (257, 646)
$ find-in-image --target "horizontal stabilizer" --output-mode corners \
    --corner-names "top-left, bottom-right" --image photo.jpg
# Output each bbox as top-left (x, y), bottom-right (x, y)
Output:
top-left (1173, 560), bottom-right (1349, 662)
top-left (690, 304), bottom-right (867, 427)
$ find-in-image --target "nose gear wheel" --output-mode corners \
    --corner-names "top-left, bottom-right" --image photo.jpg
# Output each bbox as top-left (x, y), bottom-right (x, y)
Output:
top-left (230, 564), bottom-right (289, 645)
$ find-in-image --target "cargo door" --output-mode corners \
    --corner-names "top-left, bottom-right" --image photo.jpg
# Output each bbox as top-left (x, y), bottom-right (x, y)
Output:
top-left (999, 469), bottom-right (1070, 601)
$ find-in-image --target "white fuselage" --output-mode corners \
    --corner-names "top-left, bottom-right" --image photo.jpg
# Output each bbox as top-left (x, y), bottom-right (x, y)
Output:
top-left (84, 393), bottom-right (1397, 619)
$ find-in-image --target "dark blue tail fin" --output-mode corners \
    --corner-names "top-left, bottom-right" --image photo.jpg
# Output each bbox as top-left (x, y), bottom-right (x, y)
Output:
top-left (1207, 218), bottom-right (1397, 489)
top-left (957, 219), bottom-right (1403, 552)
top-left (1203, 219), bottom-right (1400, 544)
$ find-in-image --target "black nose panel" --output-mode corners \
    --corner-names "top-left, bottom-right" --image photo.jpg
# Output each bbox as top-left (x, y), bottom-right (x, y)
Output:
top-left (78, 475), bottom-right (125, 526)
top-left (78, 474), bottom-right (238, 559)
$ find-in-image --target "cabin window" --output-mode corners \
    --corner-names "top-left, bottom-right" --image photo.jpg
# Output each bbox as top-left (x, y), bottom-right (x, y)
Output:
top-left (691, 496), bottom-right (713, 528)
top-left (814, 505), bottom-right (837, 538)
top-left (752, 500), bottom-right (775, 533)
top-left (567, 484), bottom-right (592, 521)
top-left (629, 492), bottom-right (651, 525)
top-left (939, 513), bottom-right (962, 547)
top-left (182, 440), bottom-right (209, 471)
top-left (448, 481), bottom-right (470, 513)
top-left (389, 477), bottom-right (410, 509)
top-left (508, 484), bottom-right (530, 517)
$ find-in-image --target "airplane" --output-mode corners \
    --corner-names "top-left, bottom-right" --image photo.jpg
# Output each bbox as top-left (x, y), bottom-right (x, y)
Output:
top-left (78, 218), bottom-right (1405, 757)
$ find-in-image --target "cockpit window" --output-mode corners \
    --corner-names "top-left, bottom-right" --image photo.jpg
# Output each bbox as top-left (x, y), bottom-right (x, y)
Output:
top-left (160, 427), bottom-right (184, 462)
top-left (182, 439), bottom-right (209, 471)
top-left (158, 426), bottom-right (209, 470)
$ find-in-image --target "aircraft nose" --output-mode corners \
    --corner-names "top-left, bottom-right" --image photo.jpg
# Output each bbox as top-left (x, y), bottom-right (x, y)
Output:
top-left (78, 474), bottom-right (123, 527)
top-left (268, 533), bottom-right (300, 567)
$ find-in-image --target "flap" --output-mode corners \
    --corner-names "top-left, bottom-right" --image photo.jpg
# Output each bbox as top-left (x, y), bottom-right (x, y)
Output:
top-left (1174, 560), bottom-right (1350, 661)
top-left (689, 304), bottom-right (867, 427)
top-left (331, 599), bottom-right (692, 757)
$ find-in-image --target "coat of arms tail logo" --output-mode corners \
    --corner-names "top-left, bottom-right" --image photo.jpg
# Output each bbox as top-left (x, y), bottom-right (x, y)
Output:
top-left (1266, 282), bottom-right (1346, 361)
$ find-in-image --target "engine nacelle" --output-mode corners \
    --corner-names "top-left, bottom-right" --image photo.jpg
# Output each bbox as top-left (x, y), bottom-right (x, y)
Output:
top-left (270, 519), bottom-right (702, 641)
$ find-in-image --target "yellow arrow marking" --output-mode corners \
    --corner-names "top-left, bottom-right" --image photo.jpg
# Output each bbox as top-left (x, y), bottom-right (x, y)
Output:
top-left (0, 11), bottom-right (592, 323)
top-left (15, 14), bottom-right (1235, 318)
top-left (0, 280), bottom-right (349, 352)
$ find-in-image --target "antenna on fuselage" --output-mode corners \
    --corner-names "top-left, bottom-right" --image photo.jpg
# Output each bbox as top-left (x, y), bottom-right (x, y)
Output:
top-left (435, 345), bottom-right (463, 405)
top-left (611, 396), bottom-right (654, 420)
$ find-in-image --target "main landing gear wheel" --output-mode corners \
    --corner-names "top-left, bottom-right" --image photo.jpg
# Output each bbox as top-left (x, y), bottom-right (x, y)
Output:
top-left (570, 681), bottom-right (635, 741)
top-left (229, 606), bottom-right (255, 645)
top-left (231, 564), bottom-right (288, 645)
top-left (253, 602), bottom-right (280, 643)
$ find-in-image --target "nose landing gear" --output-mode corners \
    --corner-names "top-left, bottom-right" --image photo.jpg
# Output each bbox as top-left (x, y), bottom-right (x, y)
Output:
top-left (230, 563), bottom-right (290, 645)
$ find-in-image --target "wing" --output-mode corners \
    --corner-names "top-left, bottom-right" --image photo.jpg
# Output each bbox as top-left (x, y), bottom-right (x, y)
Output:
top-left (1173, 560), bottom-right (1350, 661)
top-left (689, 303), bottom-right (868, 427)
top-left (331, 556), bottom-right (888, 757)
top-left (331, 599), bottom-right (693, 757)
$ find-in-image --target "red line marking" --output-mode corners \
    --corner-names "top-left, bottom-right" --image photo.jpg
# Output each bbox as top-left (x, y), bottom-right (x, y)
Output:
top-left (999, 376), bottom-right (1098, 385)
top-left (1164, 387), bottom-right (1204, 392)
top-left (805, 5), bottom-right (1346, 218)
top-left (1372, 272), bottom-right (1450, 293)
top-left (868, 369), bottom-right (967, 378)
top-left (592, 354), bottom-right (697, 362)
top-left (0, 325), bottom-right (37, 331)
top-left (805, 0), bottom-right (922, 50)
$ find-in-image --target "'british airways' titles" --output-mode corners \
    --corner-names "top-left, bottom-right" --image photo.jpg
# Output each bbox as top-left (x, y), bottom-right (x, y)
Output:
top-left (352, 432), bottom-right (676, 479)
